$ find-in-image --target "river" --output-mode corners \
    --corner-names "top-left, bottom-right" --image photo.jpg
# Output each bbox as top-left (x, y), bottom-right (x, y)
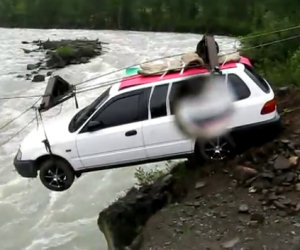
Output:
top-left (0, 28), bottom-right (236, 250)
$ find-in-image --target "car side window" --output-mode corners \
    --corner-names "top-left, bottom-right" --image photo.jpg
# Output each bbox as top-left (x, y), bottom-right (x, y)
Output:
top-left (228, 74), bottom-right (251, 101)
top-left (83, 88), bottom-right (151, 132)
top-left (150, 84), bottom-right (169, 119)
top-left (169, 76), bottom-right (206, 114)
top-left (94, 94), bottom-right (140, 128)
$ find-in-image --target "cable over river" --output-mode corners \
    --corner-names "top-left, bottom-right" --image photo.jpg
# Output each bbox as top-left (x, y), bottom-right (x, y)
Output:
top-left (0, 28), bottom-right (236, 250)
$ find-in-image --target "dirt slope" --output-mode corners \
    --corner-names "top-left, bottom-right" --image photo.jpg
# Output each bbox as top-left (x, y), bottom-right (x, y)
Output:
top-left (142, 87), bottom-right (300, 250)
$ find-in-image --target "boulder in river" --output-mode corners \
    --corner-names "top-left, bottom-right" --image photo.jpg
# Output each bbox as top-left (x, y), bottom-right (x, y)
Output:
top-left (27, 63), bottom-right (40, 70)
top-left (20, 38), bottom-right (106, 80)
top-left (32, 74), bottom-right (45, 82)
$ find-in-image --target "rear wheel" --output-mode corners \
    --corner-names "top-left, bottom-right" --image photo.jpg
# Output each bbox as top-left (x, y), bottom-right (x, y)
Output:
top-left (39, 158), bottom-right (75, 191)
top-left (198, 136), bottom-right (235, 161)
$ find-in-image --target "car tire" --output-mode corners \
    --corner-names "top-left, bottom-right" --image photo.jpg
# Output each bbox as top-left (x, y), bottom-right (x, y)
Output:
top-left (197, 136), bottom-right (236, 161)
top-left (39, 158), bottom-right (75, 192)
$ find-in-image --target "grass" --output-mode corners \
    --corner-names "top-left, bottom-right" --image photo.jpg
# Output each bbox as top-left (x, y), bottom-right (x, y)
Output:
top-left (56, 45), bottom-right (74, 58)
top-left (134, 166), bottom-right (172, 186)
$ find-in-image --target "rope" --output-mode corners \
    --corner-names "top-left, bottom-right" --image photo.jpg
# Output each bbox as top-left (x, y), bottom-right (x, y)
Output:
top-left (0, 97), bottom-right (41, 130)
top-left (1, 32), bottom-right (300, 148)
top-left (0, 117), bottom-right (36, 148)
top-left (242, 34), bottom-right (300, 51)
top-left (240, 24), bottom-right (300, 41)
top-left (0, 94), bottom-right (48, 100)
top-left (74, 52), bottom-right (185, 87)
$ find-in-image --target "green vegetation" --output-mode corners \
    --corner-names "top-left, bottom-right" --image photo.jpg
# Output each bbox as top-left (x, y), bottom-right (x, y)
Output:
top-left (135, 165), bottom-right (171, 186)
top-left (56, 45), bottom-right (74, 59)
top-left (0, 0), bottom-right (299, 86)
top-left (0, 0), bottom-right (289, 35)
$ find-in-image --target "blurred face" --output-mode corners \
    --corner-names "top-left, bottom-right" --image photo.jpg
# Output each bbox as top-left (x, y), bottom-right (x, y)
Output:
top-left (174, 74), bottom-right (235, 139)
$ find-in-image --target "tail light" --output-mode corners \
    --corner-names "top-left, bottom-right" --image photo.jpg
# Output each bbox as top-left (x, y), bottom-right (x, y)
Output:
top-left (261, 98), bottom-right (276, 115)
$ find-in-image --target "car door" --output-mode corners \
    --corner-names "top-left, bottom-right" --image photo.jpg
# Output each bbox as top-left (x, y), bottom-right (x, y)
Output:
top-left (75, 88), bottom-right (150, 169)
top-left (142, 83), bottom-right (193, 159)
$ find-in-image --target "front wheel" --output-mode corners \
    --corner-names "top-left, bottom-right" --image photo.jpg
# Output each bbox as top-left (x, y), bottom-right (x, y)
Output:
top-left (198, 136), bottom-right (236, 161)
top-left (39, 158), bottom-right (75, 191)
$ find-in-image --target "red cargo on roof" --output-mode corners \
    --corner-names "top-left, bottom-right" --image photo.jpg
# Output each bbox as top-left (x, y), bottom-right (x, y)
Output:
top-left (119, 56), bottom-right (252, 90)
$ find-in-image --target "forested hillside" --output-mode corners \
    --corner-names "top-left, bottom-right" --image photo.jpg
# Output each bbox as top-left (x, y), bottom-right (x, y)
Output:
top-left (1, 0), bottom-right (300, 86)
top-left (0, 0), bottom-right (298, 35)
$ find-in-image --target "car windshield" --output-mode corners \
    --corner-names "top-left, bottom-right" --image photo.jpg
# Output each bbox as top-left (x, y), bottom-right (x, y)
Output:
top-left (69, 87), bottom-right (111, 132)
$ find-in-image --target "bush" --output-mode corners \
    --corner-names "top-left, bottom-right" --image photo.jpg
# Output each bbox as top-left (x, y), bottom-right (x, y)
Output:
top-left (56, 45), bottom-right (74, 59)
top-left (134, 166), bottom-right (171, 186)
top-left (241, 15), bottom-right (300, 87)
top-left (289, 48), bottom-right (300, 84)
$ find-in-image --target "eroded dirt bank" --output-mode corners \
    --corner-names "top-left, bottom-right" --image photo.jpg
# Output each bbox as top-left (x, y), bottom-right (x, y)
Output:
top-left (99, 87), bottom-right (300, 250)
top-left (142, 87), bottom-right (300, 250)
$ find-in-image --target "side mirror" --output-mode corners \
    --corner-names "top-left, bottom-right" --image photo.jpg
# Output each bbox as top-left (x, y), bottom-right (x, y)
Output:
top-left (87, 120), bottom-right (103, 132)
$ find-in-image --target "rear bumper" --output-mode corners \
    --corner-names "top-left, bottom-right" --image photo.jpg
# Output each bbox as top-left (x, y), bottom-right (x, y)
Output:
top-left (230, 113), bottom-right (281, 150)
top-left (14, 155), bottom-right (37, 178)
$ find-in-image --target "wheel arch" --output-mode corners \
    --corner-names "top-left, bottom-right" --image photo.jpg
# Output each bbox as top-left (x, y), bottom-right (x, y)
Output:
top-left (34, 154), bottom-right (74, 172)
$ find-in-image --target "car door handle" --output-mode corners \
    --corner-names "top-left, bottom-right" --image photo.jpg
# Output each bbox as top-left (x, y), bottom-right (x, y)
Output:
top-left (125, 130), bottom-right (137, 137)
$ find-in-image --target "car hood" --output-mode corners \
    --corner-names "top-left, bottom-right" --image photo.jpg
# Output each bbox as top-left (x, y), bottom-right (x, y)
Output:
top-left (21, 109), bottom-right (79, 149)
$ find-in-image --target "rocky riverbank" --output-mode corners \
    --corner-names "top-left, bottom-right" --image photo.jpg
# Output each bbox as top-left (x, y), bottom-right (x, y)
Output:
top-left (20, 39), bottom-right (106, 82)
top-left (98, 86), bottom-right (300, 250)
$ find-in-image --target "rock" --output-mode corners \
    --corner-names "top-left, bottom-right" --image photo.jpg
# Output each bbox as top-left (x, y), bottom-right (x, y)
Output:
top-left (234, 165), bottom-right (258, 183)
top-left (25, 73), bottom-right (32, 80)
top-left (238, 204), bottom-right (249, 214)
top-left (16, 75), bottom-right (23, 78)
top-left (278, 211), bottom-right (288, 217)
top-left (281, 139), bottom-right (291, 144)
top-left (274, 156), bottom-right (291, 170)
top-left (22, 48), bottom-right (32, 54)
top-left (195, 181), bottom-right (206, 189)
top-left (293, 202), bottom-right (300, 212)
top-left (80, 57), bottom-right (89, 64)
top-left (267, 192), bottom-right (278, 201)
top-left (250, 213), bottom-right (265, 224)
top-left (252, 179), bottom-right (272, 191)
top-left (295, 183), bottom-right (300, 191)
top-left (286, 172), bottom-right (297, 183)
top-left (46, 71), bottom-right (53, 76)
top-left (192, 201), bottom-right (201, 208)
top-left (21, 41), bottom-right (29, 44)
top-left (275, 186), bottom-right (285, 194)
top-left (276, 86), bottom-right (290, 96)
top-left (27, 63), bottom-right (39, 70)
top-left (46, 52), bottom-right (66, 68)
top-left (261, 171), bottom-right (275, 179)
top-left (32, 74), bottom-right (45, 82)
top-left (273, 174), bottom-right (288, 185)
top-left (248, 186), bottom-right (257, 194)
top-left (273, 200), bottom-right (287, 210)
top-left (295, 150), bottom-right (300, 157)
top-left (244, 176), bottom-right (257, 187)
top-left (280, 198), bottom-right (292, 205)
top-left (219, 212), bottom-right (227, 218)
top-left (289, 156), bottom-right (299, 166)
top-left (98, 174), bottom-right (175, 250)
top-left (221, 237), bottom-right (240, 249)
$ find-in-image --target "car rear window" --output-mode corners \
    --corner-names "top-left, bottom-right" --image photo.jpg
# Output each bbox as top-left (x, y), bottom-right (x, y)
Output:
top-left (150, 84), bottom-right (169, 118)
top-left (169, 76), bottom-right (206, 114)
top-left (245, 65), bottom-right (270, 93)
top-left (228, 74), bottom-right (251, 101)
top-left (169, 75), bottom-right (249, 112)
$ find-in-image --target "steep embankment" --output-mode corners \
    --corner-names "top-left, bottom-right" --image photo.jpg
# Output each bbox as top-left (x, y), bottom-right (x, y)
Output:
top-left (98, 86), bottom-right (300, 249)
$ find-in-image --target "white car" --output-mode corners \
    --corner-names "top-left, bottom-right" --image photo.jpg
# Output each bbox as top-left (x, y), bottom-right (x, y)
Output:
top-left (14, 57), bottom-right (280, 191)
